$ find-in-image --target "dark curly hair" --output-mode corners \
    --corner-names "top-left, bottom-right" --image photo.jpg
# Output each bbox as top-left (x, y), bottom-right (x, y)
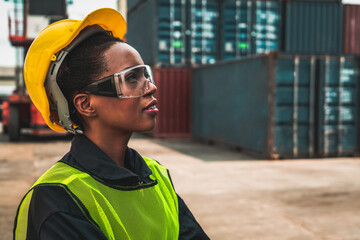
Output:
top-left (56, 27), bottom-right (123, 129)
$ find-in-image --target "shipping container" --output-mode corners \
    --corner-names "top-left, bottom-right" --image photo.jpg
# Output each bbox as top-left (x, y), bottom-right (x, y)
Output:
top-left (188, 0), bottom-right (220, 65)
top-left (127, 0), bottom-right (219, 66)
top-left (343, 4), bottom-right (360, 54)
top-left (192, 52), bottom-right (360, 159)
top-left (127, 0), bottom-right (144, 13)
top-left (220, 0), bottom-right (283, 60)
top-left (285, 0), bottom-right (343, 54)
top-left (128, 0), bottom-right (187, 67)
top-left (150, 68), bottom-right (192, 138)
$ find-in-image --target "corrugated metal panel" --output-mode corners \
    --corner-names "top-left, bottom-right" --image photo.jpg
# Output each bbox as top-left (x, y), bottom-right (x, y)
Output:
top-left (127, 0), bottom-right (144, 12)
top-left (192, 54), bottom-right (272, 155)
top-left (317, 56), bottom-right (359, 157)
top-left (343, 5), bottom-right (360, 54)
top-left (150, 68), bottom-right (192, 137)
top-left (127, 0), bottom-right (157, 66)
top-left (192, 53), bottom-right (359, 159)
top-left (285, 0), bottom-right (342, 54)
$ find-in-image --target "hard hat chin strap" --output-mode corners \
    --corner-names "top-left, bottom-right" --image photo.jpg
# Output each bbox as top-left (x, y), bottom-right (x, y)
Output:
top-left (45, 26), bottom-right (108, 134)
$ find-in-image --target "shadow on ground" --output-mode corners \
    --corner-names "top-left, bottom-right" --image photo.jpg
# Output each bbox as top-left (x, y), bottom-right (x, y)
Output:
top-left (134, 133), bottom-right (261, 162)
top-left (0, 132), bottom-right (73, 143)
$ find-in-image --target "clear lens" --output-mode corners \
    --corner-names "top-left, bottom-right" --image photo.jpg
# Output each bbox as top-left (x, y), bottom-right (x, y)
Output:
top-left (116, 65), bottom-right (154, 98)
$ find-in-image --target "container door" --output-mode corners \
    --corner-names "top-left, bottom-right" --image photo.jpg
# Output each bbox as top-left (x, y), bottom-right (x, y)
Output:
top-left (252, 0), bottom-right (282, 55)
top-left (273, 55), bottom-right (315, 157)
top-left (317, 57), bottom-right (359, 156)
top-left (221, 0), bottom-right (252, 60)
top-left (158, 0), bottom-right (187, 66)
top-left (189, 0), bottom-right (219, 65)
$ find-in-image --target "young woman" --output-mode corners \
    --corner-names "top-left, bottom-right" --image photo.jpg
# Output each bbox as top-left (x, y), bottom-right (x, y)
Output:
top-left (14, 8), bottom-right (209, 240)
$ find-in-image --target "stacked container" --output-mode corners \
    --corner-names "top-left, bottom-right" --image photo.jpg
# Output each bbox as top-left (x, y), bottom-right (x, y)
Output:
top-left (192, 53), bottom-right (360, 159)
top-left (128, 0), bottom-right (187, 66)
top-left (221, 0), bottom-right (252, 59)
top-left (128, 0), bottom-right (360, 158)
top-left (220, 0), bottom-right (283, 60)
top-left (127, 0), bottom-right (220, 66)
top-left (284, 0), bottom-right (343, 54)
top-left (188, 0), bottom-right (219, 64)
top-left (343, 4), bottom-right (360, 54)
top-left (128, 0), bottom-right (346, 63)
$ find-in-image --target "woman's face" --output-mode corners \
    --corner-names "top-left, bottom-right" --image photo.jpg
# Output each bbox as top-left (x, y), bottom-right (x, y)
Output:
top-left (89, 42), bottom-right (158, 134)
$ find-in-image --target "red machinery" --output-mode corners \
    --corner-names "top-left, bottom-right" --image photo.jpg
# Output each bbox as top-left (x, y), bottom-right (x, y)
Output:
top-left (3, 0), bottom-right (68, 141)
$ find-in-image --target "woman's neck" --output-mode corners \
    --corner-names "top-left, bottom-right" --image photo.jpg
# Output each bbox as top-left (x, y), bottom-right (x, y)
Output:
top-left (84, 128), bottom-right (132, 168)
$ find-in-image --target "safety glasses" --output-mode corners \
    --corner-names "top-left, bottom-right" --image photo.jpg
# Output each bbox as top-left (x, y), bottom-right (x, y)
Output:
top-left (79, 64), bottom-right (154, 98)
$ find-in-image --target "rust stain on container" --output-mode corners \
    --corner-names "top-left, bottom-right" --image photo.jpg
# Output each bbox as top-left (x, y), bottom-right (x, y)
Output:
top-left (343, 5), bottom-right (360, 54)
top-left (150, 68), bottom-right (192, 138)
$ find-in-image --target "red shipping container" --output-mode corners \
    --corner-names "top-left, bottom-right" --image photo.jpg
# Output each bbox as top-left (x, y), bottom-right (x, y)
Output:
top-left (344, 5), bottom-right (360, 54)
top-left (150, 68), bottom-right (192, 138)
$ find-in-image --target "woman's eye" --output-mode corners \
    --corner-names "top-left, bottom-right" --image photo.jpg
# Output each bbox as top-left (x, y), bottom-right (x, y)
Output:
top-left (125, 73), bottom-right (138, 83)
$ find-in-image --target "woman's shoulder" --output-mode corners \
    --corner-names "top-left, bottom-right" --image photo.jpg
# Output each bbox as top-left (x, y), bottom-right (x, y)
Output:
top-left (16, 183), bottom-right (102, 239)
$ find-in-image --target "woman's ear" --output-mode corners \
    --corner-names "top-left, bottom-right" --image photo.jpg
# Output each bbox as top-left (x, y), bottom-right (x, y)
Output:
top-left (73, 94), bottom-right (96, 118)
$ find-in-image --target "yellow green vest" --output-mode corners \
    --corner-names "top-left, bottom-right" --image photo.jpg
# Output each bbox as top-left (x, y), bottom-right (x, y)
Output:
top-left (14, 157), bottom-right (179, 240)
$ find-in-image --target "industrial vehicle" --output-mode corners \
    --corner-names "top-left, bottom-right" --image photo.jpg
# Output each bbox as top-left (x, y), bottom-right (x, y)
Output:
top-left (2, 0), bottom-right (68, 141)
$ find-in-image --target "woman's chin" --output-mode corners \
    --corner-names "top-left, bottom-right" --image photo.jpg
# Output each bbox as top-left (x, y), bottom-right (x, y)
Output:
top-left (138, 121), bottom-right (156, 133)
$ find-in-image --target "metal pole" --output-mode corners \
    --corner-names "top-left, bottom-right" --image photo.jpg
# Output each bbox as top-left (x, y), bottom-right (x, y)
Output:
top-left (117, 0), bottom-right (127, 21)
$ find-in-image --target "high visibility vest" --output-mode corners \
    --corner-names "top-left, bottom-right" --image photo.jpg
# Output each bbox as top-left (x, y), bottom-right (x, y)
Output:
top-left (14, 157), bottom-right (179, 240)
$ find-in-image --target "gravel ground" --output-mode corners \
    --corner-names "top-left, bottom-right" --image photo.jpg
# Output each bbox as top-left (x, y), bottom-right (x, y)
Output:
top-left (1, 132), bottom-right (360, 240)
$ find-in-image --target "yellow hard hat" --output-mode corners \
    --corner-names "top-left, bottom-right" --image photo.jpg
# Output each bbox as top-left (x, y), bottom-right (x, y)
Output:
top-left (24, 8), bottom-right (127, 133)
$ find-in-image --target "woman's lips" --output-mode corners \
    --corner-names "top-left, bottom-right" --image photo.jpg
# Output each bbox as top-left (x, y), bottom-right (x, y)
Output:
top-left (144, 107), bottom-right (159, 116)
top-left (143, 100), bottom-right (159, 116)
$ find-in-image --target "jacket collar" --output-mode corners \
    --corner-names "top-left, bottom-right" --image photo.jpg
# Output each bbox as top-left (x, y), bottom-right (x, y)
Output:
top-left (64, 134), bottom-right (152, 185)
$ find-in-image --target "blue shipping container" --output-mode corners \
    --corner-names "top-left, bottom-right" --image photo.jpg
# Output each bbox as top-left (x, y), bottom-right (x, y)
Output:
top-left (221, 0), bottom-right (282, 60)
top-left (189, 0), bottom-right (220, 65)
top-left (127, 0), bottom-right (187, 66)
top-left (192, 53), bottom-right (359, 159)
top-left (285, 0), bottom-right (343, 54)
top-left (128, 0), bottom-right (220, 66)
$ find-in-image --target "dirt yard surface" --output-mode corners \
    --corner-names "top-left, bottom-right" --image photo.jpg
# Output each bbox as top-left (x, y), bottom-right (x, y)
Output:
top-left (1, 132), bottom-right (360, 240)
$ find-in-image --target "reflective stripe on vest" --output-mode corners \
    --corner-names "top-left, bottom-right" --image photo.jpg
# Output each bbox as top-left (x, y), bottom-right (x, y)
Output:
top-left (14, 157), bottom-right (179, 240)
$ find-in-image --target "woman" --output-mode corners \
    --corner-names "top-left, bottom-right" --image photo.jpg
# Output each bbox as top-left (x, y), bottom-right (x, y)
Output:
top-left (14, 8), bottom-right (209, 240)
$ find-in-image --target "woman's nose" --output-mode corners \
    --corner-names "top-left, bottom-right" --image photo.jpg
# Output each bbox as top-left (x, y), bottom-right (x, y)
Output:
top-left (144, 81), bottom-right (157, 96)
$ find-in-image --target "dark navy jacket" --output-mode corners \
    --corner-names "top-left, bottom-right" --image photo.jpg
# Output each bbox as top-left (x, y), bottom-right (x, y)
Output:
top-left (16, 134), bottom-right (209, 239)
